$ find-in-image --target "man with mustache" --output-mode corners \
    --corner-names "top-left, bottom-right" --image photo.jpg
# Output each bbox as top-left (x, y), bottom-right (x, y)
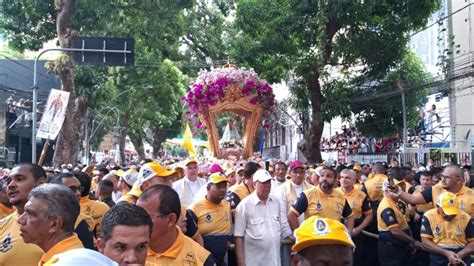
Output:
top-left (287, 167), bottom-right (354, 233)
top-left (0, 163), bottom-right (46, 265)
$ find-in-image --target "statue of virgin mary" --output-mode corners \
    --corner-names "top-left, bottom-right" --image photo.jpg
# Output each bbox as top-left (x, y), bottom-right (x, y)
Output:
top-left (219, 118), bottom-right (242, 148)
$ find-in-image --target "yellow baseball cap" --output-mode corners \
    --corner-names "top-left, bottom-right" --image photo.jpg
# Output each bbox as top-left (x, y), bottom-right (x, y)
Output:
top-left (184, 159), bottom-right (197, 166)
top-left (128, 182), bottom-right (142, 198)
top-left (137, 162), bottom-right (175, 184)
top-left (111, 169), bottom-right (125, 177)
top-left (208, 173), bottom-right (229, 184)
top-left (353, 164), bottom-right (362, 172)
top-left (436, 192), bottom-right (460, 216)
top-left (292, 216), bottom-right (354, 252)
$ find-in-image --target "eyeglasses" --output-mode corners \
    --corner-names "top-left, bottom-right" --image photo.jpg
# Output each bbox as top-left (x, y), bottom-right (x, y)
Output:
top-left (68, 186), bottom-right (85, 193)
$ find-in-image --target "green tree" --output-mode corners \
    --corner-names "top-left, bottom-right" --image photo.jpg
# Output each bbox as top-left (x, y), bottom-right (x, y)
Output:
top-left (0, 0), bottom-right (191, 165)
top-left (232, 0), bottom-right (440, 162)
top-left (351, 50), bottom-right (431, 138)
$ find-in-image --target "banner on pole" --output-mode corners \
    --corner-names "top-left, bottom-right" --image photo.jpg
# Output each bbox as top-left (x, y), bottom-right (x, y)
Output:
top-left (37, 89), bottom-right (70, 140)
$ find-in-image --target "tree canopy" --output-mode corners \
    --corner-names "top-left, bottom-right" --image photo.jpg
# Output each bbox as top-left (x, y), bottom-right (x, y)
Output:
top-left (232, 0), bottom-right (440, 162)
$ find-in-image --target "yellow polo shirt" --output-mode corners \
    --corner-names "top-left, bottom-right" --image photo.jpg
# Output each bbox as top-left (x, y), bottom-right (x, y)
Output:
top-left (188, 198), bottom-right (231, 262)
top-left (226, 182), bottom-right (253, 209)
top-left (146, 227), bottom-right (213, 266)
top-left (377, 196), bottom-right (410, 246)
top-left (361, 174), bottom-right (387, 203)
top-left (40, 234), bottom-right (84, 266)
top-left (0, 211), bottom-right (43, 266)
top-left (335, 187), bottom-right (372, 222)
top-left (421, 184), bottom-right (474, 217)
top-left (0, 204), bottom-right (14, 220)
top-left (79, 197), bottom-right (110, 237)
top-left (414, 188), bottom-right (433, 214)
top-left (420, 209), bottom-right (474, 249)
top-left (290, 186), bottom-right (353, 221)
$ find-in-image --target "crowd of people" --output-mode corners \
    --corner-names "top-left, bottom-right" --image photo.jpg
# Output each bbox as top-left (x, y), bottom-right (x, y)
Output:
top-left (0, 155), bottom-right (473, 266)
top-left (320, 125), bottom-right (401, 154)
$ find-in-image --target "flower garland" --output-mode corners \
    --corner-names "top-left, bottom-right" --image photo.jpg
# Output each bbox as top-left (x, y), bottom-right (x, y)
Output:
top-left (182, 67), bottom-right (275, 129)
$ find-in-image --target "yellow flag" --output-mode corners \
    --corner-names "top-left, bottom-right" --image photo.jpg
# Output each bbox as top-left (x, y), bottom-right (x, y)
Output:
top-left (181, 124), bottom-right (197, 158)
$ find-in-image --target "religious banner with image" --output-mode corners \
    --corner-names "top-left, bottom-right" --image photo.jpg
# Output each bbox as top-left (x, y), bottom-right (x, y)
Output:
top-left (37, 89), bottom-right (70, 140)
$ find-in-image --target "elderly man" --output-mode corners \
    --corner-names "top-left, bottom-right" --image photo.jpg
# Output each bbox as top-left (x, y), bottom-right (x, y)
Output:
top-left (137, 185), bottom-right (214, 265)
top-left (288, 167), bottom-right (354, 233)
top-left (188, 173), bottom-right (232, 265)
top-left (391, 164), bottom-right (474, 216)
top-left (420, 192), bottom-right (474, 265)
top-left (19, 184), bottom-right (84, 265)
top-left (0, 163), bottom-right (46, 265)
top-left (173, 159), bottom-right (207, 207)
top-left (235, 170), bottom-right (284, 266)
top-left (291, 216), bottom-right (355, 266)
top-left (98, 202), bottom-right (153, 265)
top-left (336, 169), bottom-right (372, 266)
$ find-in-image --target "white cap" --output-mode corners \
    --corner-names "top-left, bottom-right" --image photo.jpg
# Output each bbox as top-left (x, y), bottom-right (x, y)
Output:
top-left (253, 169), bottom-right (272, 183)
top-left (44, 248), bottom-right (118, 266)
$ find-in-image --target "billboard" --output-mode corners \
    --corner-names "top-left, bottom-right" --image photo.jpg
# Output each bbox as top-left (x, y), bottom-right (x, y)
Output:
top-left (37, 89), bottom-right (70, 140)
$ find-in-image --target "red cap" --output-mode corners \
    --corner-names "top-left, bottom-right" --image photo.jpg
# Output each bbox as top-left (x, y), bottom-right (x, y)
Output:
top-left (208, 163), bottom-right (224, 174)
top-left (289, 160), bottom-right (305, 170)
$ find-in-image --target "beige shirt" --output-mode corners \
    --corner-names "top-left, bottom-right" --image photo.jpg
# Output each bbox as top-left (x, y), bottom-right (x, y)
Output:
top-left (234, 192), bottom-right (282, 266)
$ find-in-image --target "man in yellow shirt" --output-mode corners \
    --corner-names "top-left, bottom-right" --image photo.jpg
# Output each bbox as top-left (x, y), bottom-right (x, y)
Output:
top-left (188, 173), bottom-right (232, 265)
top-left (377, 180), bottom-right (423, 266)
top-left (391, 164), bottom-right (474, 217)
top-left (288, 167), bottom-right (354, 232)
top-left (98, 202), bottom-right (153, 265)
top-left (135, 162), bottom-right (204, 246)
top-left (336, 169), bottom-right (372, 266)
top-left (18, 184), bottom-right (84, 265)
top-left (0, 163), bottom-right (46, 265)
top-left (137, 185), bottom-right (215, 265)
top-left (420, 192), bottom-right (474, 265)
top-left (74, 172), bottom-right (110, 238)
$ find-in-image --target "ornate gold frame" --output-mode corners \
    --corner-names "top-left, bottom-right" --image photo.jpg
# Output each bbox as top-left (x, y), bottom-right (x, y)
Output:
top-left (200, 84), bottom-right (263, 159)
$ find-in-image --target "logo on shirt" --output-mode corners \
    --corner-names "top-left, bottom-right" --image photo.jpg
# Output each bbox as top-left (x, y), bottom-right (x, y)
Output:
top-left (183, 251), bottom-right (196, 265)
top-left (351, 202), bottom-right (355, 211)
top-left (205, 213), bottom-right (213, 223)
top-left (316, 201), bottom-right (323, 211)
top-left (435, 224), bottom-right (442, 236)
top-left (313, 219), bottom-right (331, 236)
top-left (459, 200), bottom-right (465, 210)
top-left (0, 234), bottom-right (12, 253)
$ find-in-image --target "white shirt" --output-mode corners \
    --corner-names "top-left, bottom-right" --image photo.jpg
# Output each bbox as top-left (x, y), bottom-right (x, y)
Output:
top-left (276, 182), bottom-right (304, 238)
top-left (172, 176), bottom-right (207, 207)
top-left (112, 191), bottom-right (122, 203)
top-left (234, 192), bottom-right (282, 266)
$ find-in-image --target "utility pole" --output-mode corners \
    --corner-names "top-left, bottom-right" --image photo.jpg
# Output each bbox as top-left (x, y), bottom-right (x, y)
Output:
top-left (397, 80), bottom-right (408, 146)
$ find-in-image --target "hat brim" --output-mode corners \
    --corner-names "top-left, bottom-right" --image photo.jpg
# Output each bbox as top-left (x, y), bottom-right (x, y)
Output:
top-left (157, 170), bottom-right (176, 177)
top-left (291, 165), bottom-right (305, 171)
top-left (440, 206), bottom-right (460, 216)
top-left (292, 238), bottom-right (355, 253)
